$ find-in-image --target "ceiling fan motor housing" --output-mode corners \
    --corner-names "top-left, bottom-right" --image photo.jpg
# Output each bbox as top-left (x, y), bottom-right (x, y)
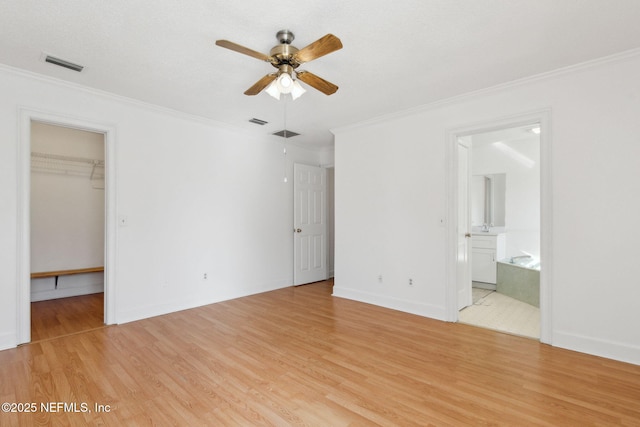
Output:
top-left (270, 44), bottom-right (300, 69)
top-left (276, 30), bottom-right (295, 44)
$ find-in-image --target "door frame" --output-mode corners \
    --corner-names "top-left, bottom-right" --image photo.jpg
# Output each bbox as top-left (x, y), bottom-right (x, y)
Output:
top-left (16, 108), bottom-right (118, 344)
top-left (456, 137), bottom-right (473, 310)
top-left (445, 109), bottom-right (552, 344)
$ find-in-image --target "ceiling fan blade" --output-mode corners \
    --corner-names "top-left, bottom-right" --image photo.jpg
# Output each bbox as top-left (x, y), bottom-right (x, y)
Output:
top-left (215, 40), bottom-right (273, 62)
top-left (292, 34), bottom-right (343, 64)
top-left (244, 74), bottom-right (277, 95)
top-left (296, 71), bottom-right (339, 95)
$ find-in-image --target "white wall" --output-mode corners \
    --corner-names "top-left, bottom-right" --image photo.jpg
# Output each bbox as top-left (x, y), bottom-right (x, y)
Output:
top-left (333, 51), bottom-right (640, 365)
top-left (30, 122), bottom-right (105, 300)
top-left (0, 65), bottom-right (322, 350)
top-left (472, 135), bottom-right (540, 259)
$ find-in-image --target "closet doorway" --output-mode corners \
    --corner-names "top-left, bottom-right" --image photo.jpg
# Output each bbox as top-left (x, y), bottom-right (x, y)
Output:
top-left (17, 110), bottom-right (117, 345)
top-left (29, 121), bottom-right (105, 342)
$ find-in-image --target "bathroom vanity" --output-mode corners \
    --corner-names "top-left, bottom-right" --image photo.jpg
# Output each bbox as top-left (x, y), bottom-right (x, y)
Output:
top-left (471, 230), bottom-right (505, 287)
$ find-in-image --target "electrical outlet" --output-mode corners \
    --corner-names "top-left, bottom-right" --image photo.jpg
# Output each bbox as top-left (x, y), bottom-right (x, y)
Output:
top-left (378, 275), bottom-right (383, 283)
top-left (203, 273), bottom-right (207, 280)
top-left (409, 278), bottom-right (413, 286)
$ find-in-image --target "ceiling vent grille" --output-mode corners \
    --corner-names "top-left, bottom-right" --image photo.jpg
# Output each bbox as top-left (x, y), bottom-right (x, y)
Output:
top-left (44, 55), bottom-right (84, 72)
top-left (273, 129), bottom-right (300, 138)
top-left (248, 118), bottom-right (268, 125)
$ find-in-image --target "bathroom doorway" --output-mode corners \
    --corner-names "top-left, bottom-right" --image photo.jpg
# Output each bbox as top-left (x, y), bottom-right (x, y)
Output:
top-left (448, 112), bottom-right (550, 341)
top-left (459, 123), bottom-right (540, 338)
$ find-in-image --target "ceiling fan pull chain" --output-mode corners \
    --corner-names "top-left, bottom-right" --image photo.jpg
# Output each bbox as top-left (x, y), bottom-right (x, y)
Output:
top-left (283, 97), bottom-right (288, 182)
top-left (283, 95), bottom-right (288, 137)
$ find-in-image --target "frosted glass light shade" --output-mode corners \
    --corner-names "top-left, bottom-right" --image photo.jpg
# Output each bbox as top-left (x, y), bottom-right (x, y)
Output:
top-left (265, 73), bottom-right (305, 100)
top-left (291, 80), bottom-right (306, 100)
top-left (265, 81), bottom-right (280, 100)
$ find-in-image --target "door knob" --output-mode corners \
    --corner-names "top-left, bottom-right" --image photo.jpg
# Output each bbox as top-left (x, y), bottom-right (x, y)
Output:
top-left (465, 233), bottom-right (471, 238)
top-left (295, 228), bottom-right (302, 233)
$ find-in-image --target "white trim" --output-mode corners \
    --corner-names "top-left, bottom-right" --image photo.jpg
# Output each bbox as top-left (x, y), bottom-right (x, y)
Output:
top-left (0, 332), bottom-right (16, 351)
top-left (332, 47), bottom-right (640, 136)
top-left (445, 109), bottom-right (552, 344)
top-left (16, 108), bottom-right (118, 344)
top-left (0, 63), bottom-right (240, 132)
top-left (116, 279), bottom-right (291, 325)
top-left (444, 126), bottom-right (457, 322)
top-left (333, 287), bottom-right (447, 321)
top-left (16, 110), bottom-right (31, 344)
top-left (31, 285), bottom-right (104, 302)
top-left (553, 331), bottom-right (640, 366)
top-left (538, 113), bottom-right (553, 343)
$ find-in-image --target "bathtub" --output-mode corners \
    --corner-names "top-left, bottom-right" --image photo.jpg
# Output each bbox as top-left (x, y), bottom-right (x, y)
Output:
top-left (496, 256), bottom-right (540, 307)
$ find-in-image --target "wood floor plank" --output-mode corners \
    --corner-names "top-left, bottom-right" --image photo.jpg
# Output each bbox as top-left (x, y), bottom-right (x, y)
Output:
top-left (2, 280), bottom-right (640, 425)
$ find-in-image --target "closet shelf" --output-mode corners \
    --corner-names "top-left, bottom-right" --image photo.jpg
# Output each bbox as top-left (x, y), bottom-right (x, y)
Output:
top-left (31, 151), bottom-right (104, 180)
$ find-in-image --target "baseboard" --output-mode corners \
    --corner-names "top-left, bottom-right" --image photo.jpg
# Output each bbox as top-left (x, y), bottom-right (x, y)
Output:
top-left (332, 286), bottom-right (447, 321)
top-left (117, 299), bottom-right (208, 325)
top-left (31, 283), bottom-right (104, 302)
top-left (0, 332), bottom-right (17, 351)
top-left (117, 279), bottom-right (292, 325)
top-left (553, 330), bottom-right (640, 366)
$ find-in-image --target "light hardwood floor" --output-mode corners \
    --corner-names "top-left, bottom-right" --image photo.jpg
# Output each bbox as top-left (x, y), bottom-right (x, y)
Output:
top-left (2, 280), bottom-right (639, 425)
top-left (31, 293), bottom-right (105, 342)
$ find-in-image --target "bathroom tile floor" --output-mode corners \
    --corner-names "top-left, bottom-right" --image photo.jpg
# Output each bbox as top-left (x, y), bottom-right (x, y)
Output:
top-left (459, 287), bottom-right (540, 339)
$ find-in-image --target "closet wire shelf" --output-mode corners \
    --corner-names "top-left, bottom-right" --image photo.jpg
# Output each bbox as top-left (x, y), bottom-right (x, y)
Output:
top-left (31, 151), bottom-right (105, 189)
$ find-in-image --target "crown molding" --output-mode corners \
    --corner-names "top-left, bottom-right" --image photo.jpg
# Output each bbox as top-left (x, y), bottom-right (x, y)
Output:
top-left (332, 47), bottom-right (640, 135)
top-left (0, 62), bottom-right (332, 153)
top-left (0, 62), bottom-right (248, 134)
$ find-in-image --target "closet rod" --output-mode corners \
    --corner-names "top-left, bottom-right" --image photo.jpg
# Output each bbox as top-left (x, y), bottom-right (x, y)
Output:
top-left (31, 151), bottom-right (104, 166)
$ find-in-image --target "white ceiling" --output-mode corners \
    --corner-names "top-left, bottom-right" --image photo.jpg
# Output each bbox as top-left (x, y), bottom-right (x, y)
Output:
top-left (2, 0), bottom-right (640, 148)
top-left (471, 125), bottom-right (539, 148)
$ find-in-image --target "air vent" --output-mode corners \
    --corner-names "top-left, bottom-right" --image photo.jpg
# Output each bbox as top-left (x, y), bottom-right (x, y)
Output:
top-left (273, 129), bottom-right (300, 138)
top-left (44, 55), bottom-right (84, 72)
top-left (249, 118), bottom-right (268, 125)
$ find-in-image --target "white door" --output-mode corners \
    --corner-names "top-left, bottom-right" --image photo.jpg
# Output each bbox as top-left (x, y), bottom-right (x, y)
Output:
top-left (294, 164), bottom-right (327, 285)
top-left (457, 140), bottom-right (472, 310)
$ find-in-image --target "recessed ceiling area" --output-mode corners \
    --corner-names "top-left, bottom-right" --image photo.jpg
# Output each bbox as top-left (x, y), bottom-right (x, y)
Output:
top-left (1, 0), bottom-right (640, 148)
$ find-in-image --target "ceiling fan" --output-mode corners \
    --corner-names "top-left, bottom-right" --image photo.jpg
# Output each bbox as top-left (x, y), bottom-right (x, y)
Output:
top-left (215, 30), bottom-right (342, 99)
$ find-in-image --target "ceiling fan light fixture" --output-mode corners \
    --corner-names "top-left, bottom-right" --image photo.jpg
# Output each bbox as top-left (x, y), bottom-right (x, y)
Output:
top-left (266, 71), bottom-right (305, 100)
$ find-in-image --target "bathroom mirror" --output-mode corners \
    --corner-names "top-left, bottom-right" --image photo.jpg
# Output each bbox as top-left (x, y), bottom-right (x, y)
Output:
top-left (471, 173), bottom-right (506, 227)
